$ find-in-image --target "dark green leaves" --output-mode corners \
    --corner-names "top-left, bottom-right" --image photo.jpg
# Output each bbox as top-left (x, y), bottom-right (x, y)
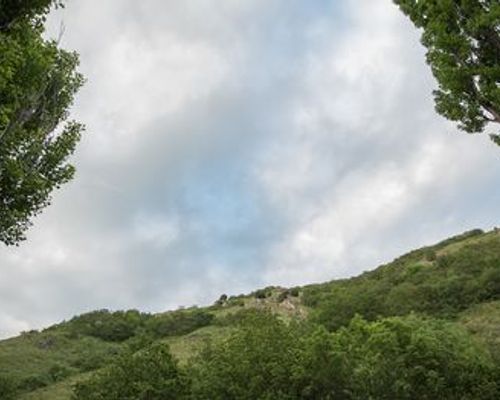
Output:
top-left (394, 0), bottom-right (500, 143)
top-left (74, 312), bottom-right (500, 400)
top-left (73, 343), bottom-right (189, 400)
top-left (0, 0), bottom-right (84, 245)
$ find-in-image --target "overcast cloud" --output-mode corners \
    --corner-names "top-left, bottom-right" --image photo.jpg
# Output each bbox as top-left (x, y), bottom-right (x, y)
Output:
top-left (0, 0), bottom-right (499, 338)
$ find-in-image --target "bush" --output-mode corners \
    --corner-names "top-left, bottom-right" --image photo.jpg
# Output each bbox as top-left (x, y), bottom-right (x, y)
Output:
top-left (227, 297), bottom-right (245, 307)
top-left (68, 309), bottom-right (150, 342)
top-left (214, 294), bottom-right (228, 306)
top-left (71, 346), bottom-right (120, 372)
top-left (190, 312), bottom-right (499, 400)
top-left (0, 375), bottom-right (16, 400)
top-left (48, 363), bottom-right (73, 382)
top-left (302, 315), bottom-right (499, 399)
top-left (253, 289), bottom-right (268, 299)
top-left (277, 290), bottom-right (289, 303)
top-left (18, 374), bottom-right (50, 391)
top-left (73, 343), bottom-right (188, 400)
top-left (301, 287), bottom-right (322, 307)
top-left (277, 287), bottom-right (300, 302)
top-left (145, 308), bottom-right (213, 338)
top-left (307, 235), bottom-right (500, 329)
top-left (189, 311), bottom-right (306, 399)
top-left (424, 249), bottom-right (437, 261)
top-left (126, 331), bottom-right (155, 352)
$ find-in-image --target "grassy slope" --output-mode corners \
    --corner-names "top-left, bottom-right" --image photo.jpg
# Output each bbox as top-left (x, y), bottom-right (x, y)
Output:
top-left (303, 229), bottom-right (500, 328)
top-left (20, 373), bottom-right (90, 400)
top-left (3, 228), bottom-right (499, 399)
top-left (0, 331), bottom-right (120, 380)
top-left (460, 300), bottom-right (500, 360)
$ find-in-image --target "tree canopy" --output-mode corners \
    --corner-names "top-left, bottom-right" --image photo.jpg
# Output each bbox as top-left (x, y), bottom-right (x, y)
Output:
top-left (189, 311), bottom-right (307, 400)
top-left (73, 312), bottom-right (500, 400)
top-left (394, 0), bottom-right (500, 145)
top-left (73, 343), bottom-right (189, 400)
top-left (0, 0), bottom-right (84, 245)
top-left (0, 1), bottom-right (56, 31)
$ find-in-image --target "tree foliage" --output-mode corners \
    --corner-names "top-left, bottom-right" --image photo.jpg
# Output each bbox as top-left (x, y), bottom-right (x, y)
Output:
top-left (68, 310), bottom-right (150, 342)
top-left (394, 0), bottom-right (500, 144)
top-left (189, 311), bottom-right (307, 400)
top-left (73, 312), bottom-right (499, 399)
top-left (0, 0), bottom-right (84, 245)
top-left (73, 343), bottom-right (189, 400)
top-left (0, 0), bottom-right (57, 31)
top-left (65, 307), bottom-right (214, 342)
top-left (145, 308), bottom-right (214, 338)
top-left (303, 315), bottom-right (498, 400)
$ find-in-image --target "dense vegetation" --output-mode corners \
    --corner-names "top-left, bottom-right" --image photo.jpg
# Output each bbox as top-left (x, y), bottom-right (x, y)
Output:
top-left (304, 229), bottom-right (500, 330)
top-left (71, 311), bottom-right (500, 400)
top-left (1, 228), bottom-right (499, 399)
top-left (65, 307), bottom-right (214, 343)
top-left (73, 343), bottom-right (189, 400)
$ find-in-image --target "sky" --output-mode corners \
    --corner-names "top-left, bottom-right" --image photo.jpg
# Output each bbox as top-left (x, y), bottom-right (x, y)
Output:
top-left (0, 0), bottom-right (499, 339)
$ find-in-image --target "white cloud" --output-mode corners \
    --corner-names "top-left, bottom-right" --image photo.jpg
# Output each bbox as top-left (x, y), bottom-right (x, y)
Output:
top-left (0, 314), bottom-right (30, 338)
top-left (133, 214), bottom-right (179, 248)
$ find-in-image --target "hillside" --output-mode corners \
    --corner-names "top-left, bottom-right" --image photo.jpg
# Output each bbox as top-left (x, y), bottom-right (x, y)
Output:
top-left (1, 228), bottom-right (499, 399)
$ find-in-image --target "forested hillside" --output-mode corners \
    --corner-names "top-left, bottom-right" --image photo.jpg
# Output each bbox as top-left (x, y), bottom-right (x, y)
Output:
top-left (1, 228), bottom-right (500, 399)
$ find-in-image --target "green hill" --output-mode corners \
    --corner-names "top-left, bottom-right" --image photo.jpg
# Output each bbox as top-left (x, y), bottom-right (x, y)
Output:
top-left (1, 228), bottom-right (499, 399)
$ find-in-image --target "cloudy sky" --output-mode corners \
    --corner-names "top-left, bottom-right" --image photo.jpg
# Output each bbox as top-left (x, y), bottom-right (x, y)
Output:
top-left (1, 0), bottom-right (499, 338)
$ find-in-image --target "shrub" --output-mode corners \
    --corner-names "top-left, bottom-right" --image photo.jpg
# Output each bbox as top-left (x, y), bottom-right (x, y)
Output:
top-left (73, 343), bottom-right (188, 400)
top-left (191, 309), bottom-right (500, 399)
top-left (253, 289), bottom-right (268, 299)
top-left (68, 309), bottom-right (150, 342)
top-left (424, 249), bottom-right (437, 261)
top-left (307, 234), bottom-right (500, 329)
top-left (72, 347), bottom-right (120, 372)
top-left (126, 331), bottom-right (155, 352)
top-left (48, 363), bottom-right (73, 382)
top-left (301, 287), bottom-right (322, 307)
top-left (214, 294), bottom-right (228, 306)
top-left (145, 308), bottom-right (213, 338)
top-left (227, 297), bottom-right (245, 307)
top-left (0, 375), bottom-right (16, 400)
top-left (277, 290), bottom-right (289, 303)
top-left (302, 315), bottom-right (499, 399)
top-left (189, 311), bottom-right (305, 399)
top-left (18, 374), bottom-right (50, 391)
